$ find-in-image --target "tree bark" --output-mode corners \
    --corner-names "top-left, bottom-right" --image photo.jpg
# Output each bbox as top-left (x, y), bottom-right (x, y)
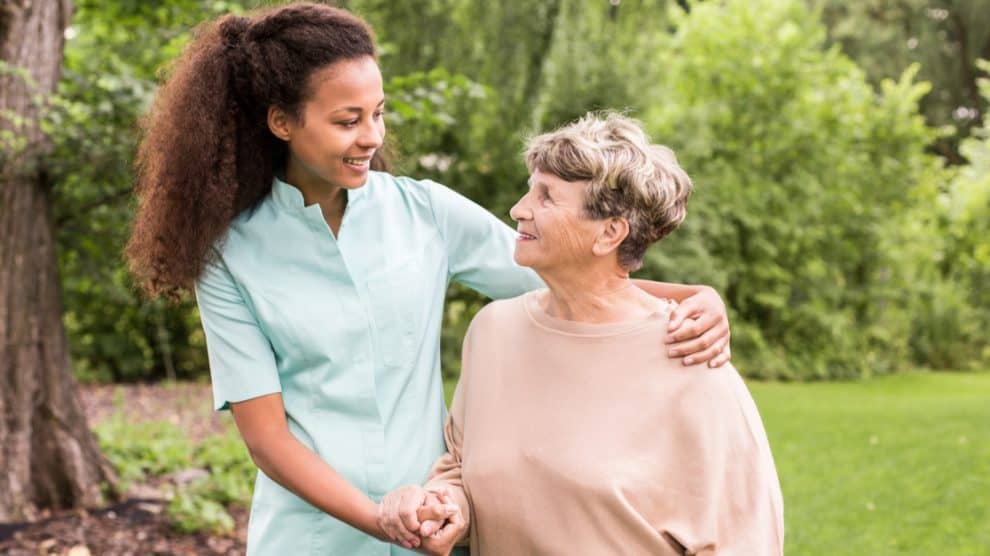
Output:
top-left (0, 0), bottom-right (117, 521)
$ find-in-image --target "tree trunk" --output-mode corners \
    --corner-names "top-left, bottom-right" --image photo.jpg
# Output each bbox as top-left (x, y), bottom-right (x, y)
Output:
top-left (0, 0), bottom-right (117, 522)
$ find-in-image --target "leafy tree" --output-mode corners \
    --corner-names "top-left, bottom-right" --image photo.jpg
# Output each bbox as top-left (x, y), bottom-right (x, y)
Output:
top-left (814, 0), bottom-right (990, 162)
top-left (913, 59), bottom-right (990, 367)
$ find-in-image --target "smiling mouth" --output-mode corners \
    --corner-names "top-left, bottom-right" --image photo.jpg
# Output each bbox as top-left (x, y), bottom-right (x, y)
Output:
top-left (343, 157), bottom-right (370, 166)
top-left (518, 232), bottom-right (537, 240)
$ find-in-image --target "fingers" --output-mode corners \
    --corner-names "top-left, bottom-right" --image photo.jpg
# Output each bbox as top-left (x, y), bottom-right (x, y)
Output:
top-left (420, 503), bottom-right (466, 556)
top-left (378, 487), bottom-right (427, 549)
top-left (709, 344), bottom-right (732, 368)
top-left (667, 318), bottom-right (729, 365)
top-left (682, 332), bottom-right (730, 366)
top-left (666, 316), bottom-right (700, 345)
top-left (669, 307), bottom-right (725, 342)
top-left (666, 299), bottom-right (698, 334)
top-left (419, 518), bottom-right (443, 538)
top-left (416, 501), bottom-right (456, 527)
top-left (398, 489), bottom-right (427, 539)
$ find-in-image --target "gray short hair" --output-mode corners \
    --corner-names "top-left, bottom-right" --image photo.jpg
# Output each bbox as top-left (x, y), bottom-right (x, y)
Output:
top-left (524, 112), bottom-right (693, 271)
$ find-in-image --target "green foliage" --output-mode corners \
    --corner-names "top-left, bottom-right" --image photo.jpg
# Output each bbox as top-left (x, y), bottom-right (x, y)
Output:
top-left (167, 487), bottom-right (236, 535)
top-left (95, 411), bottom-right (255, 536)
top-left (814, 0), bottom-right (990, 162)
top-left (49, 0), bottom-right (239, 382)
top-left (166, 430), bottom-right (253, 535)
top-left (913, 58), bottom-right (990, 367)
top-left (752, 371), bottom-right (990, 554)
top-left (93, 408), bottom-right (194, 489)
top-left (384, 68), bottom-right (490, 178)
top-left (188, 428), bottom-right (256, 506)
top-left (635, 0), bottom-right (953, 379)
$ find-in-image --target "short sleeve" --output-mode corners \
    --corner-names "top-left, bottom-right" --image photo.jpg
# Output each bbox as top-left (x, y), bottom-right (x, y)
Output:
top-left (424, 180), bottom-right (544, 299)
top-left (195, 256), bottom-right (282, 411)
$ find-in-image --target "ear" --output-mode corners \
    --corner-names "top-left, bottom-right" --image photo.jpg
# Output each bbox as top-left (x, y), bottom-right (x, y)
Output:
top-left (267, 105), bottom-right (293, 141)
top-left (591, 217), bottom-right (629, 257)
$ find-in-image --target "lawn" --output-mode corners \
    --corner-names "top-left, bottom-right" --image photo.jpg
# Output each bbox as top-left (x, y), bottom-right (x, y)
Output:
top-left (446, 371), bottom-right (990, 555)
top-left (751, 372), bottom-right (989, 555)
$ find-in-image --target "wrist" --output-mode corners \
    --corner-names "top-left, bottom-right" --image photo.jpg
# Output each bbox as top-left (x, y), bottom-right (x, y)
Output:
top-left (360, 499), bottom-right (390, 542)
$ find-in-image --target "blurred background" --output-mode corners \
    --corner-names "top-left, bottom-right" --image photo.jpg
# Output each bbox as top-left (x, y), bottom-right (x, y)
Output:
top-left (0, 0), bottom-right (987, 554)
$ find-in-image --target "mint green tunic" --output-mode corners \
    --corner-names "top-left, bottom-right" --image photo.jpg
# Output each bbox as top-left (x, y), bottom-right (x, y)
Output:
top-left (195, 172), bottom-right (542, 555)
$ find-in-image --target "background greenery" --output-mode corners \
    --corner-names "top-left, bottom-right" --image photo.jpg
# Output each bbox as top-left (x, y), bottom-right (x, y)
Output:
top-left (42, 0), bottom-right (989, 384)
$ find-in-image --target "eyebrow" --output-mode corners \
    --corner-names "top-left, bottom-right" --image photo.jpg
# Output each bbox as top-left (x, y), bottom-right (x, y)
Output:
top-left (331, 98), bottom-right (386, 115)
top-left (527, 179), bottom-right (552, 190)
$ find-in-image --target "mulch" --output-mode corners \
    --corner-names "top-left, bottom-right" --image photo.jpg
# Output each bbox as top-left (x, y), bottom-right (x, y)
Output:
top-left (0, 383), bottom-right (248, 556)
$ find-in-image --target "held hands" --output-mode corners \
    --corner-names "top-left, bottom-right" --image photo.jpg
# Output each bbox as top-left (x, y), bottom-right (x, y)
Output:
top-left (377, 486), bottom-right (466, 556)
top-left (666, 286), bottom-right (732, 368)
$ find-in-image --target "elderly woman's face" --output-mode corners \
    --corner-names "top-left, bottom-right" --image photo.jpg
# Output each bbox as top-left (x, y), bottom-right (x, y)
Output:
top-left (509, 170), bottom-right (603, 271)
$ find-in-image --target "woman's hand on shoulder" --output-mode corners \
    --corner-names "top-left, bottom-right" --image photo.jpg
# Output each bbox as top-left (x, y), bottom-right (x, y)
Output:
top-left (666, 286), bottom-right (732, 368)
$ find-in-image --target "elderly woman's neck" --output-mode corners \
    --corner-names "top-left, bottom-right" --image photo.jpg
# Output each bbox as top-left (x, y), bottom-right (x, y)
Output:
top-left (537, 266), bottom-right (661, 324)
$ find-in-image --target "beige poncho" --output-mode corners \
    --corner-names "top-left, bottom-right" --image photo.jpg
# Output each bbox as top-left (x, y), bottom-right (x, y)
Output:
top-left (427, 291), bottom-right (784, 555)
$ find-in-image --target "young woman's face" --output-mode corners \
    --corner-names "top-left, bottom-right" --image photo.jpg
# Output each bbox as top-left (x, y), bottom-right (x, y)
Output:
top-left (281, 55), bottom-right (385, 190)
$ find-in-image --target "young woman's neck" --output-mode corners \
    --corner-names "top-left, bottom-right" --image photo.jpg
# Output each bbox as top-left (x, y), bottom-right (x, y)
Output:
top-left (285, 164), bottom-right (347, 233)
top-left (537, 262), bottom-right (661, 324)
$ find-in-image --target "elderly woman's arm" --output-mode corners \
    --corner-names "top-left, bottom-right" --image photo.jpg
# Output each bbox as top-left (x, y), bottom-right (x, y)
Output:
top-left (659, 364), bottom-right (784, 555)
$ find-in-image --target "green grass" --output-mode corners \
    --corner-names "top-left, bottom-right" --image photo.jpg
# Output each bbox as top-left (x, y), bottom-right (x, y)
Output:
top-left (750, 372), bottom-right (990, 555)
top-left (446, 371), bottom-right (990, 554)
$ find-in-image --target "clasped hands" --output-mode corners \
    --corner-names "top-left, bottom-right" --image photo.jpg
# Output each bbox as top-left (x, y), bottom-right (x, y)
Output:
top-left (377, 485), bottom-right (466, 555)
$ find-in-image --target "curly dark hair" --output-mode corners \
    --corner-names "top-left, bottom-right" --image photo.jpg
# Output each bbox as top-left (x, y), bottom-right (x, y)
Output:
top-left (126, 2), bottom-right (387, 299)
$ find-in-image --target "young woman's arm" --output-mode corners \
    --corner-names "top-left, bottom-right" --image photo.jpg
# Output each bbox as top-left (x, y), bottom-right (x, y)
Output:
top-left (230, 393), bottom-right (387, 541)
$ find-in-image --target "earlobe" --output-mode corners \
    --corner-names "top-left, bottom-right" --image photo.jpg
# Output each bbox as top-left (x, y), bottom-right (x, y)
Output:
top-left (267, 106), bottom-right (291, 141)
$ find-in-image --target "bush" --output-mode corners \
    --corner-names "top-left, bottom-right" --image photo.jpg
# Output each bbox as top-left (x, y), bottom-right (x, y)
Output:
top-left (93, 407), bottom-right (194, 489)
top-left (637, 0), bottom-right (950, 379)
top-left (912, 59), bottom-right (990, 369)
top-left (95, 412), bottom-right (255, 536)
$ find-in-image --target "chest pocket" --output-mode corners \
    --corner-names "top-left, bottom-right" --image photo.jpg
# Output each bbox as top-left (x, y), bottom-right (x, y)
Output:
top-left (366, 257), bottom-right (421, 369)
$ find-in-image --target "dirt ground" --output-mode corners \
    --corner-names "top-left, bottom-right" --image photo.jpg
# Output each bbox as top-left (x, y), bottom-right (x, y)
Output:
top-left (0, 383), bottom-right (248, 556)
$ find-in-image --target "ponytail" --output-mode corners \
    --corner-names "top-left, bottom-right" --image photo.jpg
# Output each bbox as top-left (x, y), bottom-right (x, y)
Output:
top-left (127, 3), bottom-right (379, 299)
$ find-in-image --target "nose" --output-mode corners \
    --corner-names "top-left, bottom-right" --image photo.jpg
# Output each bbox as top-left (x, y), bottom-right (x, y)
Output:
top-left (358, 118), bottom-right (385, 149)
top-left (509, 192), bottom-right (532, 222)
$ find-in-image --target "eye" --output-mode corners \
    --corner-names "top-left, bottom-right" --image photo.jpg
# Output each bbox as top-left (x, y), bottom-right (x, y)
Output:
top-left (338, 119), bottom-right (359, 128)
top-left (373, 109), bottom-right (385, 120)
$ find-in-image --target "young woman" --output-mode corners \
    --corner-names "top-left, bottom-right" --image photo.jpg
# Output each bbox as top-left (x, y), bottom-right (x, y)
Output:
top-left (126, 3), bottom-right (732, 555)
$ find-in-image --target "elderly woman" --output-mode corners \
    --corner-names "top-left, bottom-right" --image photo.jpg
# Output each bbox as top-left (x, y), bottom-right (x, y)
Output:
top-left (380, 113), bottom-right (784, 556)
